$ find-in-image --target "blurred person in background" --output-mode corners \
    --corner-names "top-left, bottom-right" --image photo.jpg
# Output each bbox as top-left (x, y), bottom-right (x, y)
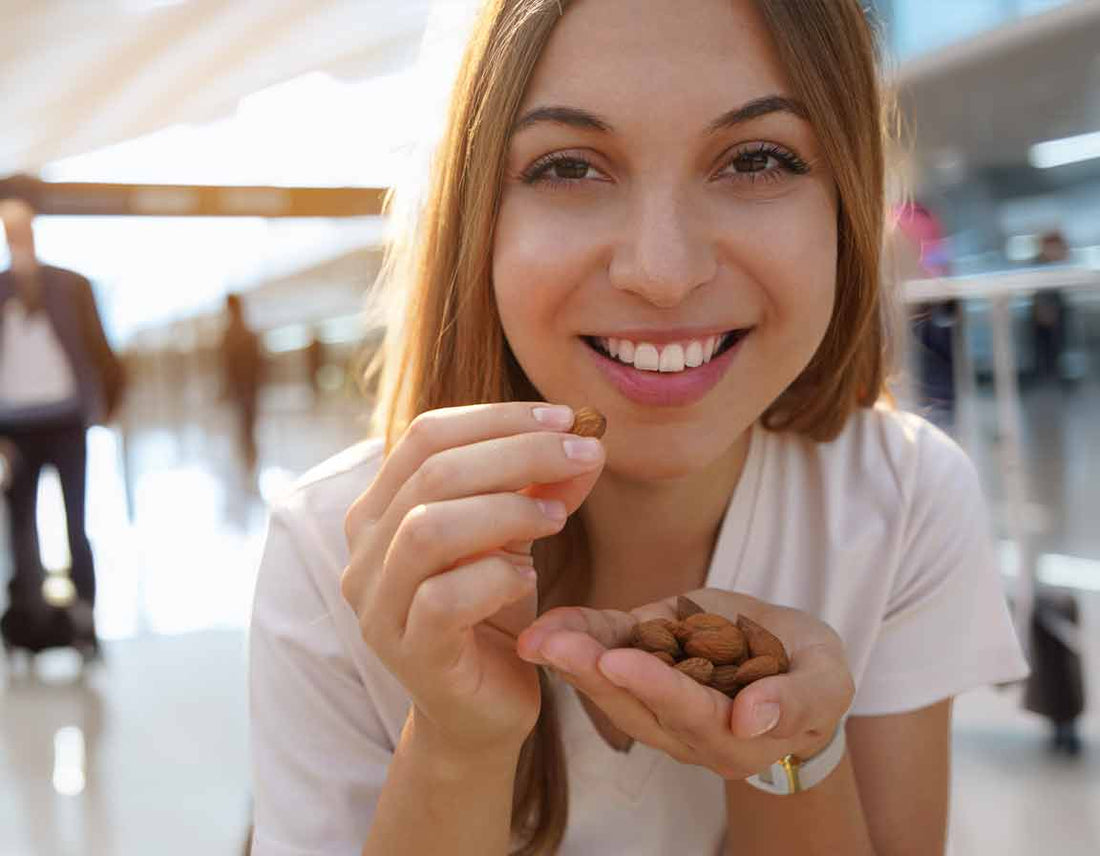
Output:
top-left (893, 201), bottom-right (957, 429)
top-left (305, 327), bottom-right (324, 404)
top-left (0, 197), bottom-right (125, 658)
top-left (1030, 230), bottom-right (1070, 380)
top-left (220, 292), bottom-right (264, 473)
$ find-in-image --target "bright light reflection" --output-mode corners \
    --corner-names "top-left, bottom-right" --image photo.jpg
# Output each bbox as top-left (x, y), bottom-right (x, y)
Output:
top-left (52, 727), bottom-right (87, 797)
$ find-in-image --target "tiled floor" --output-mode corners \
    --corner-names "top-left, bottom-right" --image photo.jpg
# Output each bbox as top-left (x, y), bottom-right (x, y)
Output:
top-left (1, 373), bottom-right (1098, 855)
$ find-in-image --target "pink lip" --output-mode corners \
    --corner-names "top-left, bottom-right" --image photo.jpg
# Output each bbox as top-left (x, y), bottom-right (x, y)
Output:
top-left (584, 333), bottom-right (749, 407)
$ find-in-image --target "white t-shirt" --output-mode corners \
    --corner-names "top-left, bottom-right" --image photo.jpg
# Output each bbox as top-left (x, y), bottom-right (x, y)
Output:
top-left (0, 297), bottom-right (77, 409)
top-left (249, 406), bottom-right (1028, 856)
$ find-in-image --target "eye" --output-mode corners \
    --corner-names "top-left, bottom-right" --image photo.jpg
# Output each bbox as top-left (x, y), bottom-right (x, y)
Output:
top-left (521, 152), bottom-right (606, 187)
top-left (717, 143), bottom-right (810, 184)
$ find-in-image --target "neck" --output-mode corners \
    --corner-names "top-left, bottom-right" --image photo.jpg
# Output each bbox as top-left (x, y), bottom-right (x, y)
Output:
top-left (579, 429), bottom-right (752, 611)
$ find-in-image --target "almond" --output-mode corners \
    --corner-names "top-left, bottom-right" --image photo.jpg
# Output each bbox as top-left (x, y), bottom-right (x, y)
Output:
top-left (737, 615), bottom-right (790, 672)
top-left (651, 651), bottom-right (677, 666)
top-left (683, 612), bottom-right (736, 633)
top-left (733, 655), bottom-right (781, 684)
top-left (682, 626), bottom-right (747, 665)
top-left (570, 407), bottom-right (607, 439)
top-left (675, 657), bottom-right (714, 684)
top-left (676, 595), bottom-right (706, 620)
top-left (632, 620), bottom-right (680, 657)
top-left (709, 664), bottom-right (742, 695)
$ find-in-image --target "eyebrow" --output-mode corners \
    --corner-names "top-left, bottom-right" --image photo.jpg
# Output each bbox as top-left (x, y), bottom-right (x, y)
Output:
top-left (512, 94), bottom-right (808, 137)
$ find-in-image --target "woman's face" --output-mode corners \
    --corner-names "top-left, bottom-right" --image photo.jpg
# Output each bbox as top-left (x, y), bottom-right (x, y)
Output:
top-left (494, 0), bottom-right (837, 479)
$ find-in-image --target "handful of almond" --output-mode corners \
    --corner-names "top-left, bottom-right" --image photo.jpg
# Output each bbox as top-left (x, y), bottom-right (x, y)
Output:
top-left (625, 596), bottom-right (790, 698)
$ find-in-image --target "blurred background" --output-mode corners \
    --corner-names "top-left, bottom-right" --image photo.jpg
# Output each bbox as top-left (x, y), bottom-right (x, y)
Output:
top-left (1, 1), bottom-right (1099, 853)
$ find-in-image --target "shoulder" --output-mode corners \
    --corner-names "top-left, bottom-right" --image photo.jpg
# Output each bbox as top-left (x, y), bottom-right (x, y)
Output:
top-left (271, 437), bottom-right (386, 548)
top-left (766, 404), bottom-right (976, 509)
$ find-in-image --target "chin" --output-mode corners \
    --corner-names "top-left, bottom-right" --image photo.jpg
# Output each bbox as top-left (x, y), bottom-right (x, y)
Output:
top-left (603, 426), bottom-right (740, 483)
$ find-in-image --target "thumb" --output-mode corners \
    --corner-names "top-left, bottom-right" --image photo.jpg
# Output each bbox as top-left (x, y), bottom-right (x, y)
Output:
top-left (729, 645), bottom-right (853, 741)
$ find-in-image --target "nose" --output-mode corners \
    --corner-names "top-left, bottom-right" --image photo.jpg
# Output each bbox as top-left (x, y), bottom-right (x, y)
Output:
top-left (608, 188), bottom-right (717, 307)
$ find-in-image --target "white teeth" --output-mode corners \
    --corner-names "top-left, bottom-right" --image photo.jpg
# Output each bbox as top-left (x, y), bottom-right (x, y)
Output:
top-left (658, 343), bottom-right (685, 372)
top-left (597, 333), bottom-right (739, 372)
top-left (633, 343), bottom-right (660, 371)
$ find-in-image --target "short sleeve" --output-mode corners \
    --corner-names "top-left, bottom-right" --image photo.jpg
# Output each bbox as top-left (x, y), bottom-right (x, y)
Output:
top-left (249, 508), bottom-right (393, 855)
top-left (851, 427), bottom-right (1030, 716)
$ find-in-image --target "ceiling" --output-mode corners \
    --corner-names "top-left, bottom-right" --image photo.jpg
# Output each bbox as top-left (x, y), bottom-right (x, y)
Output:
top-left (896, 0), bottom-right (1100, 186)
top-left (3, 1), bottom-right (1098, 190)
top-left (0, 0), bottom-right (434, 175)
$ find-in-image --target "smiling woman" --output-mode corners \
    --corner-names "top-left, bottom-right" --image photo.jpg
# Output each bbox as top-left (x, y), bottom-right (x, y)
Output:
top-left (247, 2), bottom-right (1027, 855)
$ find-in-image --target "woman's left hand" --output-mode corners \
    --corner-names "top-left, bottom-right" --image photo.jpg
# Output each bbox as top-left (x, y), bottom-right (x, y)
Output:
top-left (515, 589), bottom-right (854, 780)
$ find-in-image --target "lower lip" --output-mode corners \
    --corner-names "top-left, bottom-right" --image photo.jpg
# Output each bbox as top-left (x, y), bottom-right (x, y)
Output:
top-left (584, 334), bottom-right (749, 407)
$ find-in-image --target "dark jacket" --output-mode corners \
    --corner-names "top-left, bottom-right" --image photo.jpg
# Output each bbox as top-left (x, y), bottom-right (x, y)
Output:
top-left (0, 265), bottom-right (125, 429)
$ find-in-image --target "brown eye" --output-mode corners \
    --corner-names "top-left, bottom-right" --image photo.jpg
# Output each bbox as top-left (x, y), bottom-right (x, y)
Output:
top-left (732, 152), bottom-right (772, 173)
top-left (552, 158), bottom-right (591, 180)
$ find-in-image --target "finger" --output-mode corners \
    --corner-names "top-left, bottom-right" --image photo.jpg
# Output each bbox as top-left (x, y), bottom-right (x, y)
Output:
top-left (346, 402), bottom-right (574, 535)
top-left (728, 643), bottom-right (854, 743)
top-left (596, 646), bottom-right (729, 743)
top-left (360, 429), bottom-right (603, 576)
top-left (404, 555), bottom-right (538, 668)
top-left (377, 493), bottom-right (566, 637)
top-left (538, 630), bottom-right (689, 759)
top-left (516, 606), bottom-right (636, 665)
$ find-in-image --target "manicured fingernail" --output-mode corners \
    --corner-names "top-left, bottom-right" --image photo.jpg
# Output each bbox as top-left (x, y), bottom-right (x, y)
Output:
top-left (536, 499), bottom-right (567, 522)
top-left (563, 437), bottom-right (601, 462)
top-left (533, 405), bottom-right (573, 429)
top-left (750, 703), bottom-right (782, 737)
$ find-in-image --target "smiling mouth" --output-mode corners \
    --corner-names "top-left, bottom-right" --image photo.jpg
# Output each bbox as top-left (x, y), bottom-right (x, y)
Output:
top-left (581, 329), bottom-right (750, 373)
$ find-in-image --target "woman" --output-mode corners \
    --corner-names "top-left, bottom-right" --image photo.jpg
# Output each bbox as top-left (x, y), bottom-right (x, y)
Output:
top-left (249, 1), bottom-right (1027, 854)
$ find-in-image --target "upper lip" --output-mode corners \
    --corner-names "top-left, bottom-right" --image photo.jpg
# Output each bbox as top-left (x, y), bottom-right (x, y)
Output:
top-left (582, 327), bottom-right (749, 344)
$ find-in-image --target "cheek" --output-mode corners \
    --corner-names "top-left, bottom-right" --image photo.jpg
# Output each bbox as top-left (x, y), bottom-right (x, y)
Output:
top-left (492, 194), bottom-right (598, 383)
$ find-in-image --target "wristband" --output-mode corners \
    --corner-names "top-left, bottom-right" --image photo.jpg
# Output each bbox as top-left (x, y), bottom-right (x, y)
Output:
top-left (744, 720), bottom-right (847, 796)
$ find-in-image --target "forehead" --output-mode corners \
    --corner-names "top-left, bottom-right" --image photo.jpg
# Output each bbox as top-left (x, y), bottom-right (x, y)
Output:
top-left (522, 0), bottom-right (790, 117)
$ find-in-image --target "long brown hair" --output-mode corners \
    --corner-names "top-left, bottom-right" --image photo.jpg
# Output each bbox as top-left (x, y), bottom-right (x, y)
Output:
top-left (366, 1), bottom-right (888, 851)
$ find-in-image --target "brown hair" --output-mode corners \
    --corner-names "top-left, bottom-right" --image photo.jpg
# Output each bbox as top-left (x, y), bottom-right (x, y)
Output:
top-left (366, 0), bottom-right (888, 851)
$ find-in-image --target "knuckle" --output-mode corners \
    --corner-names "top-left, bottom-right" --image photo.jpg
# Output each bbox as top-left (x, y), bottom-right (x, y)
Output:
top-left (415, 452), bottom-right (454, 498)
top-left (413, 575), bottom-right (452, 620)
top-left (404, 411), bottom-right (440, 454)
top-left (401, 503), bottom-right (440, 552)
top-left (343, 496), bottom-right (369, 544)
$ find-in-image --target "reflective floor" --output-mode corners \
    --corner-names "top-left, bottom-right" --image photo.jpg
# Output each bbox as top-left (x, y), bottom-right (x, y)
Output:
top-left (1, 375), bottom-right (1098, 855)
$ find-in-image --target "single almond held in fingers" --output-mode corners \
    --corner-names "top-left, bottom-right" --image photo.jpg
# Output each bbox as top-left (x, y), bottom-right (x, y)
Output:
top-left (683, 626), bottom-right (747, 665)
top-left (736, 615), bottom-right (790, 672)
top-left (709, 664), bottom-right (743, 696)
top-left (632, 620), bottom-right (681, 657)
top-left (675, 657), bottom-right (714, 685)
top-left (733, 655), bottom-right (781, 684)
top-left (676, 595), bottom-right (706, 620)
top-left (570, 407), bottom-right (607, 439)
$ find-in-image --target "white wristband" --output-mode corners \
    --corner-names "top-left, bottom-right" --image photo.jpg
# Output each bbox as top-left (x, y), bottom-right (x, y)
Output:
top-left (743, 720), bottom-right (847, 796)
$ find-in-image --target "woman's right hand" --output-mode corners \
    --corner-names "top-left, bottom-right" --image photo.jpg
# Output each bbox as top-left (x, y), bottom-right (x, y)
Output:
top-left (341, 402), bottom-right (605, 758)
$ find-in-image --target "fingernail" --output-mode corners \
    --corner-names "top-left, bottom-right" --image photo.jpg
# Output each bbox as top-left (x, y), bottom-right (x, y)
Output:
top-left (536, 499), bottom-right (567, 522)
top-left (750, 703), bottom-right (781, 737)
top-left (563, 437), bottom-right (601, 462)
top-left (516, 565), bottom-right (538, 582)
top-left (533, 405), bottom-right (573, 429)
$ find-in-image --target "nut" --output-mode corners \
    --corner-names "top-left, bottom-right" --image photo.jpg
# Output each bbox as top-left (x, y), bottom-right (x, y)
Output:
top-left (570, 407), bottom-right (607, 439)
top-left (674, 657), bottom-right (714, 684)
top-left (682, 612), bottom-right (736, 633)
top-left (682, 626), bottom-right (747, 665)
top-left (709, 664), bottom-right (742, 696)
top-left (733, 655), bottom-right (781, 684)
top-left (651, 651), bottom-right (677, 666)
top-left (737, 615), bottom-right (790, 673)
top-left (631, 620), bottom-right (681, 657)
top-left (676, 596), bottom-right (706, 620)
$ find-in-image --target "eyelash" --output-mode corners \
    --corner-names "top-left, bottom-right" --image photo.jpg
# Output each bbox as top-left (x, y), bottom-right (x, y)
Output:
top-left (519, 143), bottom-right (810, 189)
